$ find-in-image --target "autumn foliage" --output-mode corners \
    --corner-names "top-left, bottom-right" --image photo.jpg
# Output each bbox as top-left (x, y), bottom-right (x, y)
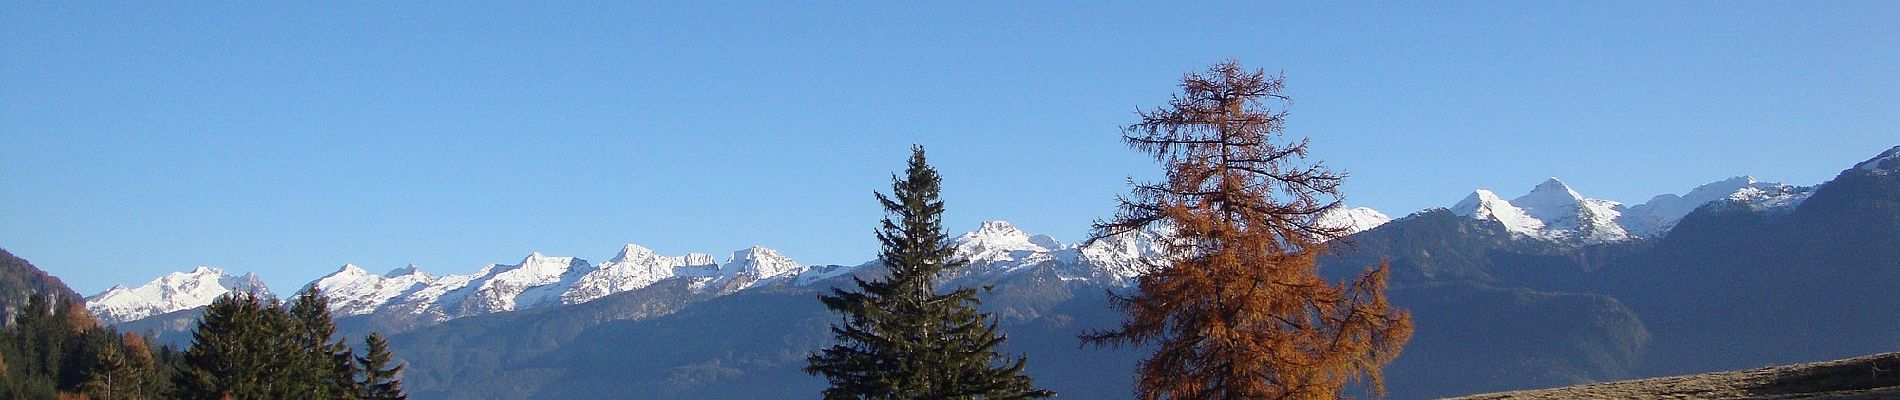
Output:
top-left (1085, 60), bottom-right (1413, 399)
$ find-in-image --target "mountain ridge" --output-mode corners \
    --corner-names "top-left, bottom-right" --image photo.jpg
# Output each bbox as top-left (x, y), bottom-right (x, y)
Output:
top-left (85, 166), bottom-right (1819, 329)
top-left (1448, 175), bottom-right (1811, 246)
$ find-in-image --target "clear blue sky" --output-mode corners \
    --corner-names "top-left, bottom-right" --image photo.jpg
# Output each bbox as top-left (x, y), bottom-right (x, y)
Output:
top-left (4, 2), bottom-right (1895, 295)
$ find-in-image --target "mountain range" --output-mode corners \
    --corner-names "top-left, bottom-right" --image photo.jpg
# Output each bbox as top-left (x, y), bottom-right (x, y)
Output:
top-left (72, 145), bottom-right (1900, 399)
top-left (84, 172), bottom-right (1797, 327)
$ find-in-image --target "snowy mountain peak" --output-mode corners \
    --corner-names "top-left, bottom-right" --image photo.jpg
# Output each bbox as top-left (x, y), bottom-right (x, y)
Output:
top-left (1446, 174), bottom-right (1821, 243)
top-left (505, 252), bottom-right (579, 275)
top-left (434, 253), bottom-right (593, 316)
top-left (334, 264), bottom-right (371, 277)
top-left (1512, 178), bottom-right (1592, 219)
top-left (315, 265), bottom-right (376, 290)
top-left (1451, 189), bottom-right (1506, 215)
top-left (724, 246), bottom-right (801, 277)
top-left (976, 220), bottom-right (1024, 235)
top-left (1451, 189), bottom-right (1544, 236)
top-left (313, 262), bottom-right (439, 316)
top-left (85, 266), bottom-right (273, 325)
top-left (968, 221), bottom-right (1060, 245)
top-left (1450, 179), bottom-right (1627, 244)
top-left (1855, 145), bottom-right (1900, 174)
top-left (1314, 206), bottom-right (1392, 236)
top-left (1075, 226), bottom-right (1172, 285)
top-left (732, 245), bottom-right (771, 258)
top-left (695, 246), bottom-right (805, 290)
top-left (954, 221), bottom-right (1063, 264)
top-left (1531, 177), bottom-right (1575, 193)
top-left (612, 243), bottom-right (657, 262)
top-left (319, 265), bottom-right (368, 281)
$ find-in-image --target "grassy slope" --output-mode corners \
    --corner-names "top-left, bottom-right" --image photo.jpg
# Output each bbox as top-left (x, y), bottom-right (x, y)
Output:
top-left (1449, 352), bottom-right (1900, 400)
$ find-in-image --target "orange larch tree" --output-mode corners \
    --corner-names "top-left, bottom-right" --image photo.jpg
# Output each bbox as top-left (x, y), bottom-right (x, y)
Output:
top-left (1085, 60), bottom-right (1413, 400)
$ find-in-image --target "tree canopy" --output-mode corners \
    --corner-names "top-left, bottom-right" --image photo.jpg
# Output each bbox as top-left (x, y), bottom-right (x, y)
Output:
top-left (807, 146), bottom-right (1055, 399)
top-left (1085, 60), bottom-right (1413, 399)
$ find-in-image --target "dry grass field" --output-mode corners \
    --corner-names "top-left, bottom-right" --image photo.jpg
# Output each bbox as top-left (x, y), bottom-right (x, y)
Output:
top-left (1447, 353), bottom-right (1900, 400)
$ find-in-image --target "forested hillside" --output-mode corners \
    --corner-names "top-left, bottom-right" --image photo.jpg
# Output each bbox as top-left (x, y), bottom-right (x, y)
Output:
top-left (1, 248), bottom-right (82, 326)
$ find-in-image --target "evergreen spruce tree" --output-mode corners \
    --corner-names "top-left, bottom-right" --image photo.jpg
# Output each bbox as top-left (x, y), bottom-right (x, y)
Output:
top-left (288, 287), bottom-right (355, 399)
top-left (355, 333), bottom-right (406, 400)
top-left (806, 146), bottom-right (1054, 399)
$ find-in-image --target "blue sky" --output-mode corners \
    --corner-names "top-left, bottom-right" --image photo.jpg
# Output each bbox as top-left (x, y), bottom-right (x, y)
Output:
top-left (4, 2), bottom-right (1896, 294)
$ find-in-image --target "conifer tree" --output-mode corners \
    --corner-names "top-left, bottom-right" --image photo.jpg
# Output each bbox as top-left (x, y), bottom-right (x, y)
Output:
top-left (77, 338), bottom-right (134, 400)
top-left (116, 333), bottom-right (160, 400)
top-left (1085, 60), bottom-right (1413, 399)
top-left (355, 333), bottom-right (406, 400)
top-left (288, 287), bottom-right (355, 398)
top-left (9, 295), bottom-right (65, 390)
top-left (175, 292), bottom-right (298, 400)
top-left (807, 146), bottom-right (1054, 399)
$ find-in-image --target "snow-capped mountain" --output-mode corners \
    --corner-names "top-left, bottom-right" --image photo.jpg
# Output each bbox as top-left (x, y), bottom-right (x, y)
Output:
top-left (77, 169), bottom-right (1798, 327)
top-left (945, 221), bottom-right (1119, 282)
top-left (444, 252), bottom-right (589, 316)
top-left (1315, 206), bottom-right (1393, 236)
top-left (294, 221), bottom-right (1186, 326)
top-left (952, 221), bottom-right (1065, 265)
top-left (1450, 176), bottom-right (1811, 245)
top-left (561, 244), bottom-right (717, 305)
top-left (1618, 176), bottom-right (1813, 237)
top-left (85, 266), bottom-right (271, 324)
top-left (310, 264), bottom-right (434, 316)
top-left (1450, 178), bottom-right (1630, 244)
top-left (88, 208), bottom-right (1397, 328)
top-left (1072, 225), bottom-right (1173, 285)
top-left (84, 177), bottom-right (1743, 328)
top-left (303, 244), bottom-right (817, 324)
top-left (1450, 189), bottom-right (1546, 236)
top-left (947, 212), bottom-right (1384, 286)
top-left (103, 171), bottom-right (1826, 327)
top-left (718, 246), bottom-right (804, 286)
